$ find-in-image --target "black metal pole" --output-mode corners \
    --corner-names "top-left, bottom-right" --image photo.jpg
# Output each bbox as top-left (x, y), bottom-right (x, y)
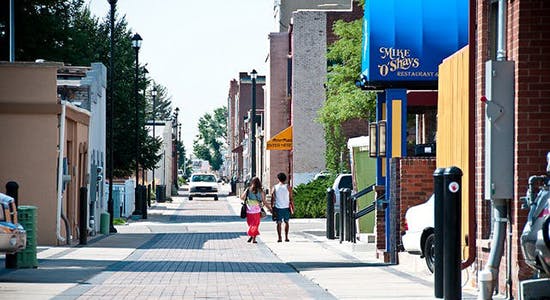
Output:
top-left (433, 168), bottom-right (445, 299)
top-left (339, 188), bottom-right (346, 243)
top-left (5, 181), bottom-right (18, 268)
top-left (133, 42), bottom-right (141, 216)
top-left (443, 166), bottom-right (462, 300)
top-left (79, 187), bottom-right (88, 245)
top-left (326, 188), bottom-right (335, 239)
top-left (6, 181), bottom-right (19, 208)
top-left (107, 0), bottom-right (117, 233)
top-left (152, 91), bottom-right (156, 192)
top-left (174, 109), bottom-right (179, 189)
top-left (251, 70), bottom-right (257, 177)
top-left (9, 0), bottom-right (14, 62)
top-left (141, 68), bottom-right (148, 187)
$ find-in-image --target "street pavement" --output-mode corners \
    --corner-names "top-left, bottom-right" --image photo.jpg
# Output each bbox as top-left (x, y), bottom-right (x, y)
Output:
top-left (0, 185), bottom-right (478, 299)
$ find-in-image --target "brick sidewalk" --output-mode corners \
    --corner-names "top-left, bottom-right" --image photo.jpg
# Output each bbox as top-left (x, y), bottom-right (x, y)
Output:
top-left (53, 195), bottom-right (335, 299)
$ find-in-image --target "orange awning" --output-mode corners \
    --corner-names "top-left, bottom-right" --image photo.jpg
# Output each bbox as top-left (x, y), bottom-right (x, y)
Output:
top-left (266, 126), bottom-right (292, 150)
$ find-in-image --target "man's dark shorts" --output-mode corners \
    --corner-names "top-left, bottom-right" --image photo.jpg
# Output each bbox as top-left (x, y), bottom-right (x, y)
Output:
top-left (274, 207), bottom-right (290, 223)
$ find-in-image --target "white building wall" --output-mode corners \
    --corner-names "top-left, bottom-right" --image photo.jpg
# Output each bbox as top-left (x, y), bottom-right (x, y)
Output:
top-left (291, 11), bottom-right (327, 185)
top-left (82, 62), bottom-right (107, 233)
top-left (146, 123), bottom-right (173, 200)
top-left (162, 124), bottom-right (173, 199)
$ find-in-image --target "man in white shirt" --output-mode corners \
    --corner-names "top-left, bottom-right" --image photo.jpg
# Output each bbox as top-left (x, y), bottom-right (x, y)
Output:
top-left (270, 172), bottom-right (294, 242)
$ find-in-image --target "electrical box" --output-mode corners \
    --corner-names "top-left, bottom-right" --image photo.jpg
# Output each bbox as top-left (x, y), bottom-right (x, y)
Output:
top-left (484, 60), bottom-right (515, 200)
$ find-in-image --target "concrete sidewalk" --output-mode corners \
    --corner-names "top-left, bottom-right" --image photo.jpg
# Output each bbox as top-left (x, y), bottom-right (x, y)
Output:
top-left (226, 195), bottom-right (477, 299)
top-left (0, 193), bottom-right (478, 299)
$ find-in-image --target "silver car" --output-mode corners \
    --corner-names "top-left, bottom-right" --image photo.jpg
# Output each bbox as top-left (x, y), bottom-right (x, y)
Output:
top-left (0, 193), bottom-right (26, 254)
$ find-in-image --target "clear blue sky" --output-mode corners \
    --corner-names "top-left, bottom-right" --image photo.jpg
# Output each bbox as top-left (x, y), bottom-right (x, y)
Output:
top-left (86, 0), bottom-right (273, 152)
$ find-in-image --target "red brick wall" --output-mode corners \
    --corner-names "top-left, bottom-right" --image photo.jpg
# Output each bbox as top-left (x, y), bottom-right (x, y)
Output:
top-left (475, 0), bottom-right (550, 296)
top-left (398, 158), bottom-right (436, 233)
top-left (513, 0), bottom-right (550, 285)
top-left (375, 158), bottom-right (435, 255)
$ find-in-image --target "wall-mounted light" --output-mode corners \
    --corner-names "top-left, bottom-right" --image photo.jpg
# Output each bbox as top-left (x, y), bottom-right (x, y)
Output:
top-left (378, 120), bottom-right (387, 157)
top-left (369, 122), bottom-right (378, 157)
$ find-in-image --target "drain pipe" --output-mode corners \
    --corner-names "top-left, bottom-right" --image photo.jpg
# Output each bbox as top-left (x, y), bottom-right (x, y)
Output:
top-left (506, 199), bottom-right (512, 299)
top-left (496, 0), bottom-right (507, 61)
top-left (56, 100), bottom-right (67, 244)
top-left (479, 198), bottom-right (508, 299)
top-left (479, 1), bottom-right (509, 299)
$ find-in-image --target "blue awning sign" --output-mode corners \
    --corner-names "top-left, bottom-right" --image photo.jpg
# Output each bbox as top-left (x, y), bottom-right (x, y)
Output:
top-left (361, 0), bottom-right (468, 88)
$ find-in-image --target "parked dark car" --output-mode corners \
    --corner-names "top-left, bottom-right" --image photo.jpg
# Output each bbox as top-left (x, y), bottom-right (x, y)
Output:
top-left (332, 174), bottom-right (352, 211)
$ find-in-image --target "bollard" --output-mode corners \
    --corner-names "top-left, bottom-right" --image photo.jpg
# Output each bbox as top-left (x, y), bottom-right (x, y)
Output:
top-left (134, 185), bottom-right (143, 216)
top-left (141, 185), bottom-right (148, 219)
top-left (6, 181), bottom-right (19, 207)
top-left (342, 188), bottom-right (352, 242)
top-left (147, 184), bottom-right (152, 208)
top-left (344, 189), bottom-right (354, 242)
top-left (350, 194), bottom-right (357, 243)
top-left (5, 181), bottom-right (19, 269)
top-left (326, 188), bottom-right (335, 239)
top-left (433, 168), bottom-right (445, 299)
top-left (79, 187), bottom-right (88, 245)
top-left (443, 166), bottom-right (462, 300)
top-left (100, 212), bottom-right (110, 235)
top-left (340, 188), bottom-right (346, 243)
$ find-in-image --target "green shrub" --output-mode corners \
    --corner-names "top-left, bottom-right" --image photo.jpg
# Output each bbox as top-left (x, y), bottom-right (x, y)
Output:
top-left (113, 218), bottom-right (127, 225)
top-left (293, 175), bottom-right (336, 218)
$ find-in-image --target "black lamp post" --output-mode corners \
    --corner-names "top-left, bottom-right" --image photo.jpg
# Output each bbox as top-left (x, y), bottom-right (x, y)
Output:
top-left (132, 32), bottom-right (143, 216)
top-left (173, 107), bottom-right (179, 189)
top-left (141, 67), bottom-right (148, 186)
top-left (151, 87), bottom-right (158, 191)
top-left (250, 69), bottom-right (257, 177)
top-left (107, 0), bottom-right (117, 233)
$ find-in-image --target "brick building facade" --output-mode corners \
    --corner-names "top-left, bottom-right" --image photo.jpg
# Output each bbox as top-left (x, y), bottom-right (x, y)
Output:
top-left (474, 0), bottom-right (550, 296)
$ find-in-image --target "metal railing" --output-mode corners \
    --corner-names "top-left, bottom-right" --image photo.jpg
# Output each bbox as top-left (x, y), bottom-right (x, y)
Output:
top-left (327, 184), bottom-right (384, 243)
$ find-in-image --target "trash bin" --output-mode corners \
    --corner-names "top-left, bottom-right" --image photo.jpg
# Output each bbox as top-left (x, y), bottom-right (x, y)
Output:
top-left (100, 212), bottom-right (110, 235)
top-left (17, 206), bottom-right (38, 268)
top-left (156, 185), bottom-right (166, 202)
top-left (112, 189), bottom-right (121, 218)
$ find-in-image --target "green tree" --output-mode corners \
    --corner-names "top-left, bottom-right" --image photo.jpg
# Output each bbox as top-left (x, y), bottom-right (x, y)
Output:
top-left (0, 0), bottom-right (87, 61)
top-left (319, 3), bottom-right (376, 172)
top-left (144, 82), bottom-right (173, 122)
top-left (193, 107), bottom-right (227, 171)
top-left (0, 1), bottom-right (166, 178)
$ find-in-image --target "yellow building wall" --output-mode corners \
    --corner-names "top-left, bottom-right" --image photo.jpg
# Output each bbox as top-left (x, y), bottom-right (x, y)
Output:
top-left (436, 46), bottom-right (470, 260)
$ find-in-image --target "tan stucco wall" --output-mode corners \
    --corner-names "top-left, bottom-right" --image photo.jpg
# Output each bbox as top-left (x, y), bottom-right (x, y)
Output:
top-left (0, 62), bottom-right (89, 246)
top-left (0, 63), bottom-right (61, 245)
top-left (0, 114), bottom-right (59, 245)
top-left (0, 62), bottom-right (59, 104)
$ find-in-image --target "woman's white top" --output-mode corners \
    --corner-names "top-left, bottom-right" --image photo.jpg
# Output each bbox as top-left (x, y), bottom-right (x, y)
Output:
top-left (273, 183), bottom-right (290, 209)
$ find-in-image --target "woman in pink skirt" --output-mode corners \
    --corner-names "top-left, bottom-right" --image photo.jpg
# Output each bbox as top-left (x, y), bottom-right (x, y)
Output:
top-left (240, 177), bottom-right (268, 243)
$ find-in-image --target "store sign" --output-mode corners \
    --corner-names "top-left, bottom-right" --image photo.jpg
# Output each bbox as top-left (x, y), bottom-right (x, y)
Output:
top-left (361, 0), bottom-right (468, 87)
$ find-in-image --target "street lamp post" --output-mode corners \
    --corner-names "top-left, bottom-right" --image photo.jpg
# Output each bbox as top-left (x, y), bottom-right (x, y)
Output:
top-left (151, 87), bottom-right (158, 192)
top-left (141, 67), bottom-right (148, 186)
top-left (107, 0), bottom-right (117, 233)
top-left (131, 32), bottom-right (143, 216)
top-left (250, 69), bottom-right (257, 177)
top-left (173, 108), bottom-right (179, 189)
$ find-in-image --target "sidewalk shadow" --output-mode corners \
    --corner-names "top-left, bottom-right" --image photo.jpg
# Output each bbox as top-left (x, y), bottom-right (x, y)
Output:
top-left (288, 261), bottom-right (388, 270)
top-left (168, 215), bottom-right (243, 223)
